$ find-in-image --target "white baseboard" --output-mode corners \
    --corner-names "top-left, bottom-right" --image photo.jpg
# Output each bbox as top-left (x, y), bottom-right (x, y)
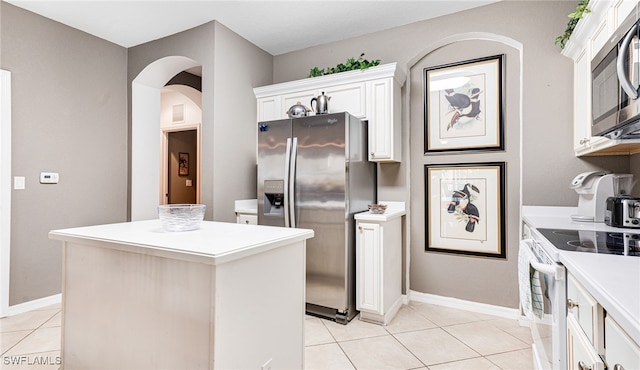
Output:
top-left (408, 290), bottom-right (520, 320)
top-left (3, 294), bottom-right (61, 317)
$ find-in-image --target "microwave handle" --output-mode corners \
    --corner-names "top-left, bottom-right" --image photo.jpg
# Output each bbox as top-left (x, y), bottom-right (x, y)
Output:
top-left (617, 23), bottom-right (639, 100)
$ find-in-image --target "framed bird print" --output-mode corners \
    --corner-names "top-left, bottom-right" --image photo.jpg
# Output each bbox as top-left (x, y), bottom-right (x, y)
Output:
top-left (424, 162), bottom-right (506, 259)
top-left (424, 55), bottom-right (505, 153)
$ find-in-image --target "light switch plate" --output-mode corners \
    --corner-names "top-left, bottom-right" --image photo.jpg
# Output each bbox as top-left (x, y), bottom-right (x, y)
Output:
top-left (40, 172), bottom-right (59, 184)
top-left (14, 176), bottom-right (25, 190)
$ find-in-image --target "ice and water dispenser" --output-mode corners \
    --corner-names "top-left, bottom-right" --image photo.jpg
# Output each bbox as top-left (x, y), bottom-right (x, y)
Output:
top-left (263, 180), bottom-right (285, 216)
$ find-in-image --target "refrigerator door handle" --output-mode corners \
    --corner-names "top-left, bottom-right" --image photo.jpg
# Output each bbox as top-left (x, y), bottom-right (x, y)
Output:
top-left (289, 137), bottom-right (298, 228)
top-left (284, 138), bottom-right (292, 228)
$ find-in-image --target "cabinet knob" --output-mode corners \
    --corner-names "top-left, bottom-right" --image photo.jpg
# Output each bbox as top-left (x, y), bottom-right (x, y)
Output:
top-left (613, 365), bottom-right (626, 370)
top-left (245, 220), bottom-right (250, 224)
top-left (370, 152), bottom-right (375, 157)
top-left (578, 361), bottom-right (592, 370)
top-left (579, 138), bottom-right (590, 145)
top-left (567, 299), bottom-right (579, 309)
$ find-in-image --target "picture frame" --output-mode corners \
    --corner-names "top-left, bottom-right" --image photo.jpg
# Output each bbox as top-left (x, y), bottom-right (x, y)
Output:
top-left (424, 162), bottom-right (506, 259)
top-left (178, 152), bottom-right (189, 176)
top-left (424, 55), bottom-right (505, 153)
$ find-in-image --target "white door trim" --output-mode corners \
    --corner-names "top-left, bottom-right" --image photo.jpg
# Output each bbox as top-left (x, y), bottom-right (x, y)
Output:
top-left (1, 69), bottom-right (12, 317)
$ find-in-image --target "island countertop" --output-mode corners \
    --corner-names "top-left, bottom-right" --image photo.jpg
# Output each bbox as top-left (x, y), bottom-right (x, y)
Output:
top-left (49, 219), bottom-right (314, 265)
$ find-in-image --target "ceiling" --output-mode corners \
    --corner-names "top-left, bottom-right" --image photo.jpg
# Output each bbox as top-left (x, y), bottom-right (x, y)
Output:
top-left (5, 0), bottom-right (497, 56)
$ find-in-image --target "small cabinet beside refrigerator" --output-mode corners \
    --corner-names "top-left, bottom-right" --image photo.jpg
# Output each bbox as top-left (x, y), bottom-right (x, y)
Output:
top-left (354, 202), bottom-right (405, 326)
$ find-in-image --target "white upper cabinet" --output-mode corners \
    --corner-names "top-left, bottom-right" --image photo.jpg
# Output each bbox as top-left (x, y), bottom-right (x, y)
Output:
top-left (564, 0), bottom-right (640, 156)
top-left (254, 63), bottom-right (406, 162)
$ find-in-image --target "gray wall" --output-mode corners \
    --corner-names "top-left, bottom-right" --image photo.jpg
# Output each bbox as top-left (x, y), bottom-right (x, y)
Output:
top-left (1, 3), bottom-right (128, 305)
top-left (128, 21), bottom-right (272, 222)
top-left (273, 1), bottom-right (629, 308)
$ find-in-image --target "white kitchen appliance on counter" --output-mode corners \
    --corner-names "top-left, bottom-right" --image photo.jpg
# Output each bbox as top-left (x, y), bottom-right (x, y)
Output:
top-left (570, 171), bottom-right (633, 222)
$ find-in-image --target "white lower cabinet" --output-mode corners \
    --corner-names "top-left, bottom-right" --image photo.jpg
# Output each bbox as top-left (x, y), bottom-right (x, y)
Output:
top-left (566, 271), bottom-right (640, 370)
top-left (354, 203), bottom-right (405, 325)
top-left (234, 199), bottom-right (257, 225)
top-left (605, 316), bottom-right (640, 370)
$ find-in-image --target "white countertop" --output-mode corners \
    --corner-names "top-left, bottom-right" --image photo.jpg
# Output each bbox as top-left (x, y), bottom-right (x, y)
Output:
top-left (522, 206), bottom-right (640, 345)
top-left (354, 201), bottom-right (406, 222)
top-left (49, 219), bottom-right (313, 265)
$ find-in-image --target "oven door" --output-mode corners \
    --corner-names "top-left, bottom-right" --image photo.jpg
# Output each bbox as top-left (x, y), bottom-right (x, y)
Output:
top-left (528, 244), bottom-right (567, 370)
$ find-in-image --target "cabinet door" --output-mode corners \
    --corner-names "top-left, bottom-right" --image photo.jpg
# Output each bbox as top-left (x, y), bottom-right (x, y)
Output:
top-left (591, 17), bottom-right (611, 58)
top-left (356, 222), bottom-right (382, 314)
top-left (573, 47), bottom-right (610, 156)
top-left (257, 96), bottom-right (282, 122)
top-left (366, 78), bottom-right (399, 162)
top-left (574, 48), bottom-right (591, 152)
top-left (567, 274), bottom-right (604, 352)
top-left (605, 316), bottom-right (640, 370)
top-left (323, 82), bottom-right (366, 118)
top-left (567, 314), bottom-right (605, 370)
top-left (614, 0), bottom-right (638, 29)
top-left (282, 90), bottom-right (317, 117)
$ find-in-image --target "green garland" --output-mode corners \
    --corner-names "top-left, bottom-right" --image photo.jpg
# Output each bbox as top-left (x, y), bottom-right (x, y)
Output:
top-left (307, 53), bottom-right (381, 78)
top-left (555, 0), bottom-right (591, 49)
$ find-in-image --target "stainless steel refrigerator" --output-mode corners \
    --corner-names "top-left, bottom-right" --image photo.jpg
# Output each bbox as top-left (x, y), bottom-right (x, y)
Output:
top-left (257, 112), bottom-right (376, 324)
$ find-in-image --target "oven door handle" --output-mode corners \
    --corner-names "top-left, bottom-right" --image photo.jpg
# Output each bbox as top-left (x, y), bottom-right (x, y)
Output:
top-left (530, 259), bottom-right (565, 281)
top-left (529, 239), bottom-right (566, 281)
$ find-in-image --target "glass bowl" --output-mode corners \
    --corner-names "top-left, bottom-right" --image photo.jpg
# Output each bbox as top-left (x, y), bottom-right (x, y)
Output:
top-left (158, 204), bottom-right (206, 232)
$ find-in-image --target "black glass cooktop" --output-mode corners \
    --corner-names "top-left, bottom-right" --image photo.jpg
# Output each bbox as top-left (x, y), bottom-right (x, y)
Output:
top-left (537, 228), bottom-right (640, 256)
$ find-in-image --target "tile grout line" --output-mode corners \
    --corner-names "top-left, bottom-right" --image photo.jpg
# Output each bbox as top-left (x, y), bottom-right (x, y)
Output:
top-left (0, 308), bottom-right (61, 357)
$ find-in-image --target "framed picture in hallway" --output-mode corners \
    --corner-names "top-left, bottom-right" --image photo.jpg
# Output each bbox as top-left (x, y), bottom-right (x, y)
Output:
top-left (424, 162), bottom-right (506, 259)
top-left (423, 54), bottom-right (505, 153)
top-left (178, 152), bottom-right (189, 176)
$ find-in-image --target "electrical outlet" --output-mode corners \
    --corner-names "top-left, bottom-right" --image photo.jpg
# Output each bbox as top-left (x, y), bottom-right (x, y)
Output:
top-left (261, 358), bottom-right (272, 370)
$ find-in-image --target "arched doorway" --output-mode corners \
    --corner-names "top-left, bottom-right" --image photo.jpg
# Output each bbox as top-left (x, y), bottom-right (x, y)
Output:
top-left (160, 84), bottom-right (202, 205)
top-left (131, 56), bottom-right (201, 221)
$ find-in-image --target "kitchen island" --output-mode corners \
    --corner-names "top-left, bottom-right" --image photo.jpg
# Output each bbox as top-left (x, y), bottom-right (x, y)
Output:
top-left (49, 220), bottom-right (313, 369)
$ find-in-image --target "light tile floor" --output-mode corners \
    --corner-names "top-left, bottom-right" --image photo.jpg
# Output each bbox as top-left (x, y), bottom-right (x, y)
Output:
top-left (1, 301), bottom-right (533, 369)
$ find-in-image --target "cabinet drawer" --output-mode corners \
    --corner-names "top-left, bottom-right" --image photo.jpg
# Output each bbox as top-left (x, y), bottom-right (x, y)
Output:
top-left (237, 214), bottom-right (257, 225)
top-left (567, 274), bottom-right (604, 352)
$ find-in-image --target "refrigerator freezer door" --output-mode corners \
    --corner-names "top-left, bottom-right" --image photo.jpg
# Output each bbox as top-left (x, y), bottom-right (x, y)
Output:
top-left (292, 113), bottom-right (349, 313)
top-left (258, 119), bottom-right (291, 227)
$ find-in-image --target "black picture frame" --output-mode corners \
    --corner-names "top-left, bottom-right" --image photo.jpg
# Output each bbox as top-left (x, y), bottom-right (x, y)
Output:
top-left (424, 55), bottom-right (505, 154)
top-left (424, 162), bottom-right (506, 259)
top-left (178, 152), bottom-right (189, 176)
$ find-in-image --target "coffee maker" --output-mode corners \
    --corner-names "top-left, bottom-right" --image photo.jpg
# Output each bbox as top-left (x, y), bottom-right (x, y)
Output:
top-left (570, 172), bottom-right (633, 222)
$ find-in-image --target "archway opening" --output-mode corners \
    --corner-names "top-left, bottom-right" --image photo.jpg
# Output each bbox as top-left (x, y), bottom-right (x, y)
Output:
top-left (131, 56), bottom-right (201, 221)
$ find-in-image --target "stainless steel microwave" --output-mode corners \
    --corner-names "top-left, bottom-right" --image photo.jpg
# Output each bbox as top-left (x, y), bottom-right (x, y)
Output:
top-left (592, 9), bottom-right (640, 140)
